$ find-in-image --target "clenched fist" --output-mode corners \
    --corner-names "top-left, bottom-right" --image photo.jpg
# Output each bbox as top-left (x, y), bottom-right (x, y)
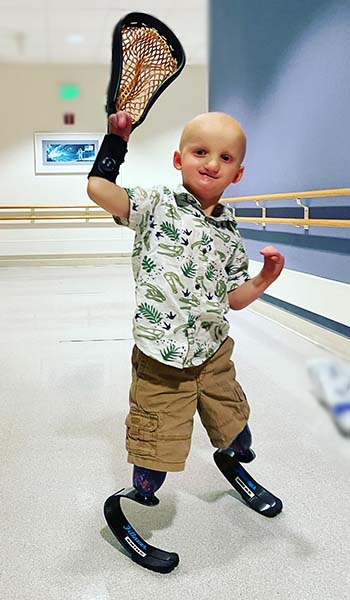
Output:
top-left (108, 111), bottom-right (133, 142)
top-left (259, 246), bottom-right (285, 283)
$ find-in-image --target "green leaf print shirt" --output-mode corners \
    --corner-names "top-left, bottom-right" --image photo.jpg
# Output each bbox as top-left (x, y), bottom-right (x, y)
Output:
top-left (114, 184), bottom-right (250, 369)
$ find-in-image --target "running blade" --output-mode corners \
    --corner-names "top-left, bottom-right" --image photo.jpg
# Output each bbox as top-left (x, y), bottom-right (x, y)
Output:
top-left (214, 450), bottom-right (283, 518)
top-left (104, 488), bottom-right (179, 574)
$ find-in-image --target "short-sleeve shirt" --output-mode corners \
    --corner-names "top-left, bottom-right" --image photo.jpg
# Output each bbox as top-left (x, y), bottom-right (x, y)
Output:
top-left (114, 184), bottom-right (249, 369)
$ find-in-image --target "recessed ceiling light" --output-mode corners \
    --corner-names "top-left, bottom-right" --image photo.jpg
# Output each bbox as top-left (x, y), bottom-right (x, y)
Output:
top-left (66, 33), bottom-right (84, 45)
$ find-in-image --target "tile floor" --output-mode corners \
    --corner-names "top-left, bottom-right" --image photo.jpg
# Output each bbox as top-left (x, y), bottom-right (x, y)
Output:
top-left (0, 265), bottom-right (349, 600)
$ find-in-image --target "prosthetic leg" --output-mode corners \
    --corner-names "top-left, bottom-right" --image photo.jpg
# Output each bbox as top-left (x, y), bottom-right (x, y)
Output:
top-left (104, 467), bottom-right (179, 574)
top-left (214, 426), bottom-right (283, 518)
top-left (104, 488), bottom-right (179, 573)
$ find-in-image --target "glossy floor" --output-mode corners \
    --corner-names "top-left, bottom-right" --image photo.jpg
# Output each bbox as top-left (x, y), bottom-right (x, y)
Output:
top-left (1, 265), bottom-right (349, 600)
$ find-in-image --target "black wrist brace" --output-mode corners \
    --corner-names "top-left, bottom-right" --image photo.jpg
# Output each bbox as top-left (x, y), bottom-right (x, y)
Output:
top-left (88, 134), bottom-right (128, 182)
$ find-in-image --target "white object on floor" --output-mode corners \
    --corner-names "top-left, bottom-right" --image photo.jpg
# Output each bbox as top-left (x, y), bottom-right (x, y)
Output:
top-left (307, 358), bottom-right (350, 436)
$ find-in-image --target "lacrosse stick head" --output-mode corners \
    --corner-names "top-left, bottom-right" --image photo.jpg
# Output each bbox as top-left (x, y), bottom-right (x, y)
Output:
top-left (106, 12), bottom-right (186, 131)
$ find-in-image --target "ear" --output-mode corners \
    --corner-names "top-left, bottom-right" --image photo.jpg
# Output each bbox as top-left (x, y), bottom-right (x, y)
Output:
top-left (232, 166), bottom-right (244, 184)
top-left (173, 150), bottom-right (182, 171)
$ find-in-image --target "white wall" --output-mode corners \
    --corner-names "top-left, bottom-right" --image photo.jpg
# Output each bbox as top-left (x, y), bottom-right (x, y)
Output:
top-left (0, 63), bottom-right (207, 256)
top-left (249, 260), bottom-right (349, 330)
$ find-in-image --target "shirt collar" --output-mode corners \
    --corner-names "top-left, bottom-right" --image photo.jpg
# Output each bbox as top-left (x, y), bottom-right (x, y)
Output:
top-left (173, 184), bottom-right (235, 223)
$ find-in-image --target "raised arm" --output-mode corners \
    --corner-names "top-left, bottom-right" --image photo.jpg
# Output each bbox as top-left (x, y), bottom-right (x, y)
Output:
top-left (87, 112), bottom-right (132, 218)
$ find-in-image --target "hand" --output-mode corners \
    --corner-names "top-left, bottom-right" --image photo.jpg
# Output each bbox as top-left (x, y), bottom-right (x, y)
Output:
top-left (108, 111), bottom-right (133, 142)
top-left (259, 245), bottom-right (285, 283)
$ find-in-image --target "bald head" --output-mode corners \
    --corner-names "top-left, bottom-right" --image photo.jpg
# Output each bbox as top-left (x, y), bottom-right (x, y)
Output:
top-left (179, 112), bottom-right (247, 162)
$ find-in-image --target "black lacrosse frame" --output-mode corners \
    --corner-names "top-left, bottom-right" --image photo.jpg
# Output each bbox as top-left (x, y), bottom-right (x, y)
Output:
top-left (106, 12), bottom-right (186, 130)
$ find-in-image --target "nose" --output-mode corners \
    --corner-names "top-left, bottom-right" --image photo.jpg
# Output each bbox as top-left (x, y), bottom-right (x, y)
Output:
top-left (204, 156), bottom-right (219, 174)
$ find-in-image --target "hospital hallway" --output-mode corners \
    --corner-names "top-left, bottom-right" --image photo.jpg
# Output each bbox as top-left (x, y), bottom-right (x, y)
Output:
top-left (1, 264), bottom-right (349, 600)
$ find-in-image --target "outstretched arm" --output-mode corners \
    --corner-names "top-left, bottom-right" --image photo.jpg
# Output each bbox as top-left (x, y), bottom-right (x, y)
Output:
top-left (228, 245), bottom-right (285, 310)
top-left (87, 112), bottom-right (132, 218)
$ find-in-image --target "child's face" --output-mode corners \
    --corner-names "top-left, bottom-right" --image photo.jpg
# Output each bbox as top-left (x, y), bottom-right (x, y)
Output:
top-left (173, 113), bottom-right (245, 204)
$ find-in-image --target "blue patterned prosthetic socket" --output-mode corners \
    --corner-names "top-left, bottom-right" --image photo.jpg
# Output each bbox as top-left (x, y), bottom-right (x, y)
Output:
top-left (133, 466), bottom-right (167, 499)
top-left (229, 424), bottom-right (252, 453)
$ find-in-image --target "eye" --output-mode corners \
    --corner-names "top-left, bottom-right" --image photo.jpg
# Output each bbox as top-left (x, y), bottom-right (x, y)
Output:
top-left (221, 154), bottom-right (231, 162)
top-left (195, 149), bottom-right (206, 156)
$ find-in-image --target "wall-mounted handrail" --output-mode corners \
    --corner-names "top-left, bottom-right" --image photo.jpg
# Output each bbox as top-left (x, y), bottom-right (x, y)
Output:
top-left (0, 188), bottom-right (349, 228)
top-left (0, 214), bottom-right (110, 220)
top-left (222, 187), bottom-right (350, 229)
top-left (0, 215), bottom-right (348, 227)
top-left (0, 205), bottom-right (103, 210)
top-left (0, 205), bottom-right (108, 222)
top-left (222, 188), bottom-right (350, 203)
top-left (235, 218), bottom-right (349, 228)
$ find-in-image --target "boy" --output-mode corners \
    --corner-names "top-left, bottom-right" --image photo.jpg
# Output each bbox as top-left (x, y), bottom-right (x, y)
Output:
top-left (87, 111), bottom-right (285, 572)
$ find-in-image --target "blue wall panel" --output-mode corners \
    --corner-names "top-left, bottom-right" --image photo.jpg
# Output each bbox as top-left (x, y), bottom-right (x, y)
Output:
top-left (209, 0), bottom-right (350, 196)
top-left (209, 0), bottom-right (350, 330)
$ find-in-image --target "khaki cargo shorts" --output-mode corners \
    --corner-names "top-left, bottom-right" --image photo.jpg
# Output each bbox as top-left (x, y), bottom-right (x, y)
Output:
top-left (125, 336), bottom-right (250, 472)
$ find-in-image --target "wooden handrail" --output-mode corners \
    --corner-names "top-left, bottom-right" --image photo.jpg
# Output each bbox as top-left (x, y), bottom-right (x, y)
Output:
top-left (235, 217), bottom-right (350, 228)
top-left (221, 187), bottom-right (350, 229)
top-left (0, 188), bottom-right (349, 228)
top-left (0, 214), bottom-right (110, 220)
top-left (0, 205), bottom-right (102, 210)
top-left (0, 215), bottom-right (349, 228)
top-left (1, 187), bottom-right (349, 212)
top-left (0, 205), bottom-right (108, 222)
top-left (223, 188), bottom-right (350, 203)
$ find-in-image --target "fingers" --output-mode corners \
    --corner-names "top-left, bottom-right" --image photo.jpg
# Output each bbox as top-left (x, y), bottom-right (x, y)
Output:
top-left (260, 245), bottom-right (282, 259)
top-left (108, 113), bottom-right (118, 132)
top-left (259, 245), bottom-right (278, 255)
top-left (116, 111), bottom-right (130, 128)
top-left (259, 246), bottom-right (285, 267)
top-left (108, 111), bottom-right (133, 140)
top-left (116, 113), bottom-right (126, 128)
top-left (109, 112), bottom-right (125, 129)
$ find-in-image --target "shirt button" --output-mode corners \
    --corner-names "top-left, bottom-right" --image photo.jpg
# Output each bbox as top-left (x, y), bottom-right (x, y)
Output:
top-left (195, 284), bottom-right (200, 290)
top-left (192, 357), bottom-right (203, 366)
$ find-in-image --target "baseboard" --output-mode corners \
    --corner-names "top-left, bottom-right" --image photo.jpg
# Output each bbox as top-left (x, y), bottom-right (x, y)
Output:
top-left (0, 253), bottom-right (132, 267)
top-left (249, 299), bottom-right (350, 360)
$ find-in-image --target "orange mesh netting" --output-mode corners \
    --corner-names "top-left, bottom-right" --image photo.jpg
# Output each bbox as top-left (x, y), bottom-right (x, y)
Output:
top-left (115, 24), bottom-right (178, 122)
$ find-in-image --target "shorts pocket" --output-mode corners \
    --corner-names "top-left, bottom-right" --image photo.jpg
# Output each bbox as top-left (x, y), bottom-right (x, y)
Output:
top-left (125, 408), bottom-right (158, 458)
top-left (231, 383), bottom-right (250, 420)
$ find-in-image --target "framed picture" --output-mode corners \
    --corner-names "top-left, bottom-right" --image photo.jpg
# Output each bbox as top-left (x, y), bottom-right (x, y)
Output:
top-left (33, 132), bottom-right (104, 174)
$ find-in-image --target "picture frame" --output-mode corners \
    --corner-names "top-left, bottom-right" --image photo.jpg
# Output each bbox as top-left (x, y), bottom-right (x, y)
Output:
top-left (33, 132), bottom-right (104, 174)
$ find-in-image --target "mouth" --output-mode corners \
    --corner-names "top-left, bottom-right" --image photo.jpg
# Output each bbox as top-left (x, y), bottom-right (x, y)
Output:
top-left (199, 172), bottom-right (218, 180)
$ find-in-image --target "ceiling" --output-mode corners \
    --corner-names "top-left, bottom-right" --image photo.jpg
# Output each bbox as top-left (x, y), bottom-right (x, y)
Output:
top-left (0, 0), bottom-right (208, 65)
